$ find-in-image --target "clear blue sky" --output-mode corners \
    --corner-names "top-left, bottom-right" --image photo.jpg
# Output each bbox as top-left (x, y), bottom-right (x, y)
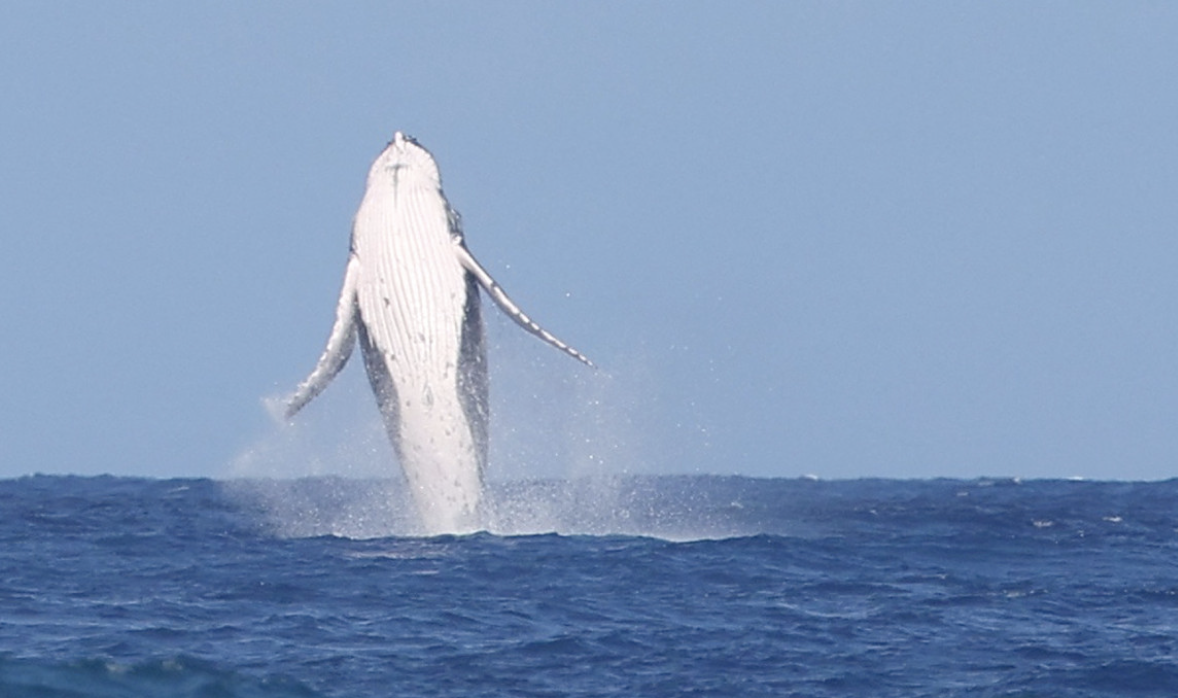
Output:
top-left (2, 3), bottom-right (1177, 481)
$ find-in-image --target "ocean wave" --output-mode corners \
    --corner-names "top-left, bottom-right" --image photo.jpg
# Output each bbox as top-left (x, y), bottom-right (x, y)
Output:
top-left (0, 655), bottom-right (320, 698)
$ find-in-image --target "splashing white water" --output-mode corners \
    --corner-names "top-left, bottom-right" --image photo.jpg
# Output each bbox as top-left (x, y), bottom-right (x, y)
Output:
top-left (230, 339), bottom-right (713, 538)
top-left (227, 474), bottom-right (748, 541)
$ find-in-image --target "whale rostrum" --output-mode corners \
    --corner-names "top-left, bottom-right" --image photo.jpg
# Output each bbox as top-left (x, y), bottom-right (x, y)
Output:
top-left (285, 132), bottom-right (592, 534)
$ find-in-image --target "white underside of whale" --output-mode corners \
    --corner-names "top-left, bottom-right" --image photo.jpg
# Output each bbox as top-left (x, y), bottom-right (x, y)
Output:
top-left (285, 132), bottom-right (592, 535)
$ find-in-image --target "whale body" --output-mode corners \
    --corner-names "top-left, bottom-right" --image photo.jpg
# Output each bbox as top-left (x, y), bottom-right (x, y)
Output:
top-left (285, 132), bottom-right (592, 534)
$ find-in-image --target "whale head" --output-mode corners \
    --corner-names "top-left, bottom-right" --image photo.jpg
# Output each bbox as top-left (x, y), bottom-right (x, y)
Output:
top-left (367, 131), bottom-right (442, 190)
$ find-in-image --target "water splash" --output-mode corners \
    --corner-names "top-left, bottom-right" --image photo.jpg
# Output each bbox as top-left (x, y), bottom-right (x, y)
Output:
top-left (227, 475), bottom-right (758, 541)
top-left (234, 330), bottom-right (720, 539)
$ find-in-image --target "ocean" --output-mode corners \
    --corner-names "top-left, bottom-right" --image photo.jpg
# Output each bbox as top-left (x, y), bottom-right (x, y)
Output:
top-left (1, 474), bottom-right (1175, 697)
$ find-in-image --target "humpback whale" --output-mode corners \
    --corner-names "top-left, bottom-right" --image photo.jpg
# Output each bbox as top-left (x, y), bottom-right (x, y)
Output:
top-left (285, 132), bottom-right (593, 534)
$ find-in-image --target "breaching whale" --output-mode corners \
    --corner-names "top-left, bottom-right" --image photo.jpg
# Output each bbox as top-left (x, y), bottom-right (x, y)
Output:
top-left (285, 132), bottom-right (593, 534)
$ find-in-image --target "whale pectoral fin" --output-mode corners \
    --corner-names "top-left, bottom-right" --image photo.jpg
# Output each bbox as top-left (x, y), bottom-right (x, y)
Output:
top-left (285, 254), bottom-right (362, 419)
top-left (452, 241), bottom-right (595, 368)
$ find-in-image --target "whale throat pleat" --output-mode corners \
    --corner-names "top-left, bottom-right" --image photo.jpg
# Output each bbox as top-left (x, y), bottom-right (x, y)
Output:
top-left (356, 183), bottom-right (465, 374)
top-left (352, 175), bottom-right (483, 532)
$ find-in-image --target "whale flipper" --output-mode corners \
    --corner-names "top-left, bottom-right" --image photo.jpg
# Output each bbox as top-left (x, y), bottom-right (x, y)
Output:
top-left (452, 240), bottom-right (595, 368)
top-left (285, 254), bottom-right (362, 419)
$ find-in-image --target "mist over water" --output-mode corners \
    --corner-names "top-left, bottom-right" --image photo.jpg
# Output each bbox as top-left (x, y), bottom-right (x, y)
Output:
top-left (227, 474), bottom-right (762, 541)
top-left (233, 334), bottom-right (715, 539)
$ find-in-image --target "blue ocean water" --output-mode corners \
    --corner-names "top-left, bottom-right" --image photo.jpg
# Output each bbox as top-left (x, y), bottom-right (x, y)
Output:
top-left (1, 475), bottom-right (1176, 697)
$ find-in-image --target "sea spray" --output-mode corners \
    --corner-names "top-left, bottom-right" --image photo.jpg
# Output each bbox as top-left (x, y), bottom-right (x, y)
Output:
top-left (236, 326), bottom-right (684, 538)
top-left (227, 475), bottom-right (767, 541)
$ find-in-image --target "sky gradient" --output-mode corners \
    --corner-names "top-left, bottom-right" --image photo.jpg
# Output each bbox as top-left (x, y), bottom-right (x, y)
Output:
top-left (2, 3), bottom-right (1177, 481)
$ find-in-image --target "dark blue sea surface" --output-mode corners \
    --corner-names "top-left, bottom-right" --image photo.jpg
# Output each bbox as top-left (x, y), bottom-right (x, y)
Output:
top-left (1, 475), bottom-right (1176, 697)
